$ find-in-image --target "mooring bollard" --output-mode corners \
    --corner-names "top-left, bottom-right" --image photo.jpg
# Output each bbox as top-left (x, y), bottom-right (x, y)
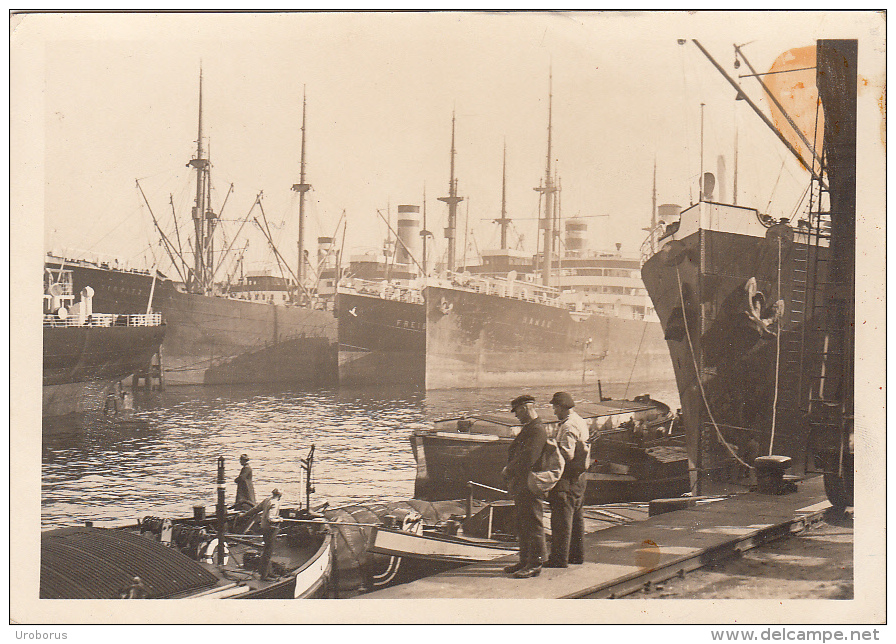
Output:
top-left (754, 455), bottom-right (793, 495)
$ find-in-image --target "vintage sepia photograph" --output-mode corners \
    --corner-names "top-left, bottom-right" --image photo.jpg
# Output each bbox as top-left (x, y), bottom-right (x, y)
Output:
top-left (10, 10), bottom-right (885, 626)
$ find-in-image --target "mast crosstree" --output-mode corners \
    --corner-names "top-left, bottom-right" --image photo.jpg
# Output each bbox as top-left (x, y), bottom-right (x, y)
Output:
top-left (438, 112), bottom-right (463, 273)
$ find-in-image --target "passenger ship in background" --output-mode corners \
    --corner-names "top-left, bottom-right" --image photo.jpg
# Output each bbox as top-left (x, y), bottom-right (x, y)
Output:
top-left (337, 92), bottom-right (673, 390)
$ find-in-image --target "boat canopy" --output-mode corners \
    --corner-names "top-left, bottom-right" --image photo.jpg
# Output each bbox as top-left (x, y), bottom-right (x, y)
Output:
top-left (40, 526), bottom-right (220, 599)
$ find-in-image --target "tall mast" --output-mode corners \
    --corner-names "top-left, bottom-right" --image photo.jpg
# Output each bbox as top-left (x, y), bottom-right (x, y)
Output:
top-left (438, 112), bottom-right (463, 273)
top-left (496, 141), bottom-right (510, 250)
top-left (535, 70), bottom-right (557, 287)
top-left (189, 67), bottom-right (210, 293)
top-left (292, 87), bottom-right (311, 299)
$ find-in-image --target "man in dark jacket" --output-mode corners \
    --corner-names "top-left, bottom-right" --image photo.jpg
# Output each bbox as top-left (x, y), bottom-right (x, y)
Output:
top-left (546, 391), bottom-right (590, 567)
top-left (501, 394), bottom-right (548, 578)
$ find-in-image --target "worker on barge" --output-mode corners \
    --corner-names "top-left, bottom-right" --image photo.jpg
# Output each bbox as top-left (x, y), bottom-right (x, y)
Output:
top-left (237, 488), bottom-right (283, 581)
top-left (501, 394), bottom-right (548, 579)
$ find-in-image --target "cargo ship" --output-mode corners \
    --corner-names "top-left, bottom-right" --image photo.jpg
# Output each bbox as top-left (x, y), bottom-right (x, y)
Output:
top-left (49, 79), bottom-right (338, 386)
top-left (336, 92), bottom-right (672, 390)
top-left (43, 268), bottom-right (166, 417)
top-left (639, 39), bottom-right (854, 504)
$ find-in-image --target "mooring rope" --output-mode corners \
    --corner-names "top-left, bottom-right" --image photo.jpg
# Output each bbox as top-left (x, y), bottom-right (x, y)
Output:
top-left (623, 319), bottom-right (650, 399)
top-left (675, 265), bottom-right (751, 469)
top-left (768, 234), bottom-right (783, 455)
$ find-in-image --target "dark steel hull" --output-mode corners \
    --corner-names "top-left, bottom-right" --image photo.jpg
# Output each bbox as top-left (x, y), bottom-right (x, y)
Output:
top-left (641, 227), bottom-right (828, 482)
top-left (43, 324), bottom-right (166, 416)
top-left (336, 290), bottom-right (425, 387)
top-left (45, 258), bottom-right (337, 386)
top-left (424, 285), bottom-right (672, 389)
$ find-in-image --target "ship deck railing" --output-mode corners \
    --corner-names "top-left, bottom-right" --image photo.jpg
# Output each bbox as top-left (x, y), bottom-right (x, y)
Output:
top-left (43, 312), bottom-right (163, 328)
top-left (339, 278), bottom-right (426, 304)
top-left (46, 249), bottom-right (155, 275)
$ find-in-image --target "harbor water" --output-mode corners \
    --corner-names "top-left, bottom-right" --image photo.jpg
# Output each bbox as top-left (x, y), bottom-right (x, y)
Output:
top-left (41, 379), bottom-right (679, 530)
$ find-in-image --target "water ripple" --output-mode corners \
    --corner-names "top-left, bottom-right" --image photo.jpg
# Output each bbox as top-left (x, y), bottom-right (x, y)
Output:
top-left (42, 380), bottom-right (678, 529)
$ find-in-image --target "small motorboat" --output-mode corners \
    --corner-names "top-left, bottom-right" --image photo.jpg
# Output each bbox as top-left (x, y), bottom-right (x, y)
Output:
top-left (411, 393), bottom-right (690, 504)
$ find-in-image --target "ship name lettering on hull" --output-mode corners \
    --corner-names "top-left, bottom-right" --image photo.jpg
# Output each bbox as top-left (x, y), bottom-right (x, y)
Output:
top-left (521, 316), bottom-right (552, 328)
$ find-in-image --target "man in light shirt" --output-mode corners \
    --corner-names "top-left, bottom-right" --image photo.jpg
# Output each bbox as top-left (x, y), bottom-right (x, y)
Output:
top-left (546, 391), bottom-right (590, 567)
top-left (238, 488), bottom-right (283, 580)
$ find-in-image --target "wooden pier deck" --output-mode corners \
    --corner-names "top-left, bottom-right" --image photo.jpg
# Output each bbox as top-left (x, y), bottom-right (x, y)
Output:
top-left (362, 476), bottom-right (830, 599)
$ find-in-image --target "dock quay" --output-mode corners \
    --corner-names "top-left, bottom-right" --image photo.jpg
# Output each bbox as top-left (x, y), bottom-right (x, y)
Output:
top-left (362, 476), bottom-right (831, 599)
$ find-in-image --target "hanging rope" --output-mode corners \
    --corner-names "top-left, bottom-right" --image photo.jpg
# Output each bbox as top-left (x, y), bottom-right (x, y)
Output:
top-left (768, 234), bottom-right (783, 455)
top-left (675, 265), bottom-right (752, 469)
top-left (623, 319), bottom-right (650, 399)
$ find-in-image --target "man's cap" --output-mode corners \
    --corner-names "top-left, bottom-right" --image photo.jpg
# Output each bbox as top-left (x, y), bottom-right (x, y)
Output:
top-left (239, 454), bottom-right (249, 461)
top-left (550, 391), bottom-right (575, 408)
top-left (511, 394), bottom-right (536, 412)
top-left (271, 488), bottom-right (281, 497)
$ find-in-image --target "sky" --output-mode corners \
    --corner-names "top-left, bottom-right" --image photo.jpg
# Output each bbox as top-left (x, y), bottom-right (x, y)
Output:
top-left (12, 10), bottom-right (886, 279)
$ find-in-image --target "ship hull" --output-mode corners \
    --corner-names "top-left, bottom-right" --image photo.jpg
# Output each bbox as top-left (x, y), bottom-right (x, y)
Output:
top-left (641, 226), bottom-right (827, 482)
top-left (336, 290), bottom-right (425, 387)
top-left (424, 285), bottom-right (672, 390)
top-left (45, 258), bottom-right (337, 386)
top-left (156, 283), bottom-right (336, 386)
top-left (43, 324), bottom-right (166, 416)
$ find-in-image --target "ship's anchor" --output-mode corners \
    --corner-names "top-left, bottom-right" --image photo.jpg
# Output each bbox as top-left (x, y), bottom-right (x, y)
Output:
top-left (438, 298), bottom-right (453, 315)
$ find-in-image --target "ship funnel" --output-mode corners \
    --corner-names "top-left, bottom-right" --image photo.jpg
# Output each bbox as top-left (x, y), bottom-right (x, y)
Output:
top-left (396, 205), bottom-right (421, 267)
top-left (318, 236), bottom-right (335, 270)
top-left (564, 219), bottom-right (588, 255)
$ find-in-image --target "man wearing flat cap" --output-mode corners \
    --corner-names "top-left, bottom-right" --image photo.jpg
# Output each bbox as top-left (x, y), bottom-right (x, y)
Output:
top-left (233, 453), bottom-right (256, 512)
top-left (501, 394), bottom-right (548, 578)
top-left (546, 391), bottom-right (590, 567)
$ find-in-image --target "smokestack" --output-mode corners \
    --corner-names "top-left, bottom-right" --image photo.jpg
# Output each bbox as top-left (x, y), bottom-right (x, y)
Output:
top-left (396, 205), bottom-right (421, 266)
top-left (318, 237), bottom-right (335, 270)
top-left (564, 219), bottom-right (587, 254)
